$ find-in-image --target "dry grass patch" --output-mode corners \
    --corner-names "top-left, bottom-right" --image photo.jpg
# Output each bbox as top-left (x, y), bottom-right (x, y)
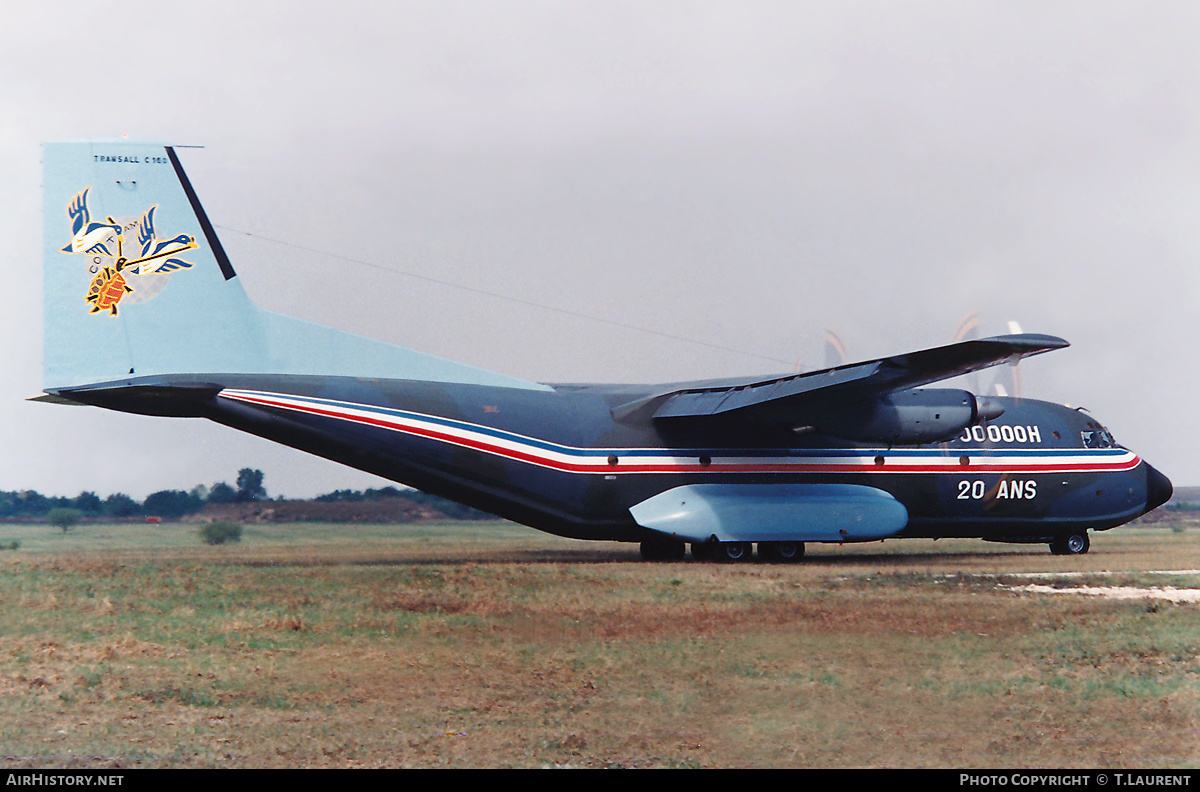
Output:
top-left (0, 522), bottom-right (1198, 767)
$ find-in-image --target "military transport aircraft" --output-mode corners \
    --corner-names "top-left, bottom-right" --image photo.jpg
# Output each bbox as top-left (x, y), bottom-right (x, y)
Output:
top-left (37, 140), bottom-right (1172, 562)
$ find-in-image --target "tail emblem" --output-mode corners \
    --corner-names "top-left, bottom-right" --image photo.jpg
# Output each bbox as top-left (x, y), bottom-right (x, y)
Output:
top-left (61, 187), bottom-right (199, 316)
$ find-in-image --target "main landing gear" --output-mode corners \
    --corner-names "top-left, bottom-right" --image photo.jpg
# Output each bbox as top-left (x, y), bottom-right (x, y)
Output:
top-left (642, 533), bottom-right (1094, 561)
top-left (1049, 531), bottom-right (1090, 556)
top-left (638, 537), bottom-right (687, 562)
top-left (638, 539), bottom-right (805, 563)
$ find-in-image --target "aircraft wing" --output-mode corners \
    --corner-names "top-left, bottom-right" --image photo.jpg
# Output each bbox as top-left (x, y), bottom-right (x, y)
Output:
top-left (625, 333), bottom-right (1068, 424)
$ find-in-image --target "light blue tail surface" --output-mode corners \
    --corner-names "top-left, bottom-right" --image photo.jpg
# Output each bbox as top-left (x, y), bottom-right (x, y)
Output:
top-left (42, 139), bottom-right (548, 392)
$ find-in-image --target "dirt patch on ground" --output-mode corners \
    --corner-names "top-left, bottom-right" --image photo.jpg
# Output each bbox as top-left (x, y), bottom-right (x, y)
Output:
top-left (1013, 584), bottom-right (1200, 602)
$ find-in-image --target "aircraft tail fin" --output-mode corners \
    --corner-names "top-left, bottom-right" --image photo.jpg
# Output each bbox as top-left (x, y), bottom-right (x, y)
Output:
top-left (41, 140), bottom-right (546, 393)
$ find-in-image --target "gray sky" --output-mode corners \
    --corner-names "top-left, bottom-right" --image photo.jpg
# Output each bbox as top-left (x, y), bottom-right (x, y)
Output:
top-left (2, 0), bottom-right (1197, 500)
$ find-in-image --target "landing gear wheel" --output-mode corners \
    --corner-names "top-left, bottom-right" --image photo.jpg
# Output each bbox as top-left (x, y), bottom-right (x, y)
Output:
top-left (710, 541), bottom-right (753, 563)
top-left (760, 541), bottom-right (805, 563)
top-left (1050, 532), bottom-right (1090, 555)
top-left (640, 538), bottom-right (686, 562)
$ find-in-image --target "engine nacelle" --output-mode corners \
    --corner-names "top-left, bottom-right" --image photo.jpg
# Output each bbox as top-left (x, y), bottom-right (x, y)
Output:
top-left (805, 388), bottom-right (1003, 445)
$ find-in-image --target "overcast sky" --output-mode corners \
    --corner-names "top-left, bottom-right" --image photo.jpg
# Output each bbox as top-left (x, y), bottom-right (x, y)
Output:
top-left (2, 1), bottom-right (1197, 500)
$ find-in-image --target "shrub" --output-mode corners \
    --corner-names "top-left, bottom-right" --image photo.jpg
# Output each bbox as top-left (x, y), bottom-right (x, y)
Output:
top-left (47, 507), bottom-right (84, 533)
top-left (200, 521), bottom-right (243, 546)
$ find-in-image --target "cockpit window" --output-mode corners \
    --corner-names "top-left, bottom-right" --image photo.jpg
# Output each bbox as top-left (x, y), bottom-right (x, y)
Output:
top-left (1081, 428), bottom-right (1117, 449)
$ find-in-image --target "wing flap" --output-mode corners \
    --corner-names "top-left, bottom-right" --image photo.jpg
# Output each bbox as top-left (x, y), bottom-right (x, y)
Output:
top-left (646, 333), bottom-right (1067, 422)
top-left (652, 360), bottom-right (882, 419)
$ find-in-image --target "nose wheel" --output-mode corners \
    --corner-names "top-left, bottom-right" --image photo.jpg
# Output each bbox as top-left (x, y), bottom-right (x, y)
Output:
top-left (1050, 532), bottom-right (1090, 555)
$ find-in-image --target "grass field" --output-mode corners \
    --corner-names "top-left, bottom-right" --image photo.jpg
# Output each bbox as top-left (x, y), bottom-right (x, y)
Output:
top-left (1, 517), bottom-right (1200, 768)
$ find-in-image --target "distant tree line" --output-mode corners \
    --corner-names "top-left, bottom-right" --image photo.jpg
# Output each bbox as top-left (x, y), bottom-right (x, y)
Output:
top-left (0, 469), bottom-right (493, 522)
top-left (0, 468), bottom-right (269, 521)
top-left (314, 485), bottom-right (495, 520)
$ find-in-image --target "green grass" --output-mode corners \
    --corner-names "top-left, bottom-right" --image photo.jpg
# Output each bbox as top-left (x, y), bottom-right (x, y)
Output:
top-left (0, 520), bottom-right (1198, 767)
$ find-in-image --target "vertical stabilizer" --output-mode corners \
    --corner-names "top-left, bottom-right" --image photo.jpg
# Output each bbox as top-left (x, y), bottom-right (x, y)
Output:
top-left (42, 140), bottom-right (547, 392)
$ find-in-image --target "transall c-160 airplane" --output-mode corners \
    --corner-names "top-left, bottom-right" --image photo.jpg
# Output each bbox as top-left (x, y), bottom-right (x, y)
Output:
top-left (37, 140), bottom-right (1173, 562)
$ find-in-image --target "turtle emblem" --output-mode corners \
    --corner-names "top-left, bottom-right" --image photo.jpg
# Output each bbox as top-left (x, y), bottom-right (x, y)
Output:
top-left (86, 265), bottom-right (134, 315)
top-left (60, 187), bottom-right (198, 317)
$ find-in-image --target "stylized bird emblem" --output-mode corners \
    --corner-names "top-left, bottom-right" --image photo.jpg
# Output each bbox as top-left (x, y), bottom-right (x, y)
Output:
top-left (60, 187), bottom-right (123, 256)
top-left (60, 187), bottom-right (199, 316)
top-left (128, 206), bottom-right (196, 275)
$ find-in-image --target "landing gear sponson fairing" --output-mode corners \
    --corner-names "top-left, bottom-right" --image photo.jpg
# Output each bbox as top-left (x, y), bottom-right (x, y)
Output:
top-left (38, 140), bottom-right (1173, 562)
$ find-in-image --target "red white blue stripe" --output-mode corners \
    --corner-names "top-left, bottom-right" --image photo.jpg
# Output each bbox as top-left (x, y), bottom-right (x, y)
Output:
top-left (219, 389), bottom-right (1142, 476)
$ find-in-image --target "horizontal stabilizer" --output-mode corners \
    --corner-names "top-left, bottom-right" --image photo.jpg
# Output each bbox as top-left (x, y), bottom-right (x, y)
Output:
top-left (630, 483), bottom-right (909, 543)
top-left (27, 393), bottom-right (87, 406)
top-left (43, 378), bottom-right (222, 417)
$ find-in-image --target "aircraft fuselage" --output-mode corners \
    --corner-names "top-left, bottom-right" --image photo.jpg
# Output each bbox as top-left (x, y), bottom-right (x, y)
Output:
top-left (65, 373), bottom-right (1172, 555)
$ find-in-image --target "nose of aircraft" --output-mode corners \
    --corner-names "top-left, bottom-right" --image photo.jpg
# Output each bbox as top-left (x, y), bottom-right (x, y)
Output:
top-left (1144, 463), bottom-right (1173, 514)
